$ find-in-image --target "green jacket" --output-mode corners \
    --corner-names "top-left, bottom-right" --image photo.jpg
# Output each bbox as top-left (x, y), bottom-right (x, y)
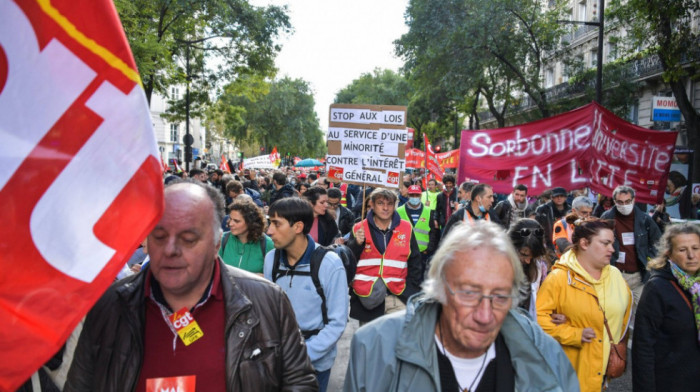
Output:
top-left (344, 294), bottom-right (580, 392)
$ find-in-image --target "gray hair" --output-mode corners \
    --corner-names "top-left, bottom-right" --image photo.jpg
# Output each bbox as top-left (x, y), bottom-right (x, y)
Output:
top-left (165, 179), bottom-right (225, 243)
top-left (612, 185), bottom-right (635, 200)
top-left (571, 195), bottom-right (593, 210)
top-left (648, 223), bottom-right (700, 270)
top-left (422, 221), bottom-right (524, 306)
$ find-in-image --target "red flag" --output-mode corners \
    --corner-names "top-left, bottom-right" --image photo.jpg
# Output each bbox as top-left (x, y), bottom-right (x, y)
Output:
top-left (423, 134), bottom-right (443, 182)
top-left (220, 154), bottom-right (231, 173)
top-left (172, 158), bottom-right (183, 173)
top-left (160, 154), bottom-right (168, 173)
top-left (270, 146), bottom-right (281, 167)
top-left (0, 1), bottom-right (163, 390)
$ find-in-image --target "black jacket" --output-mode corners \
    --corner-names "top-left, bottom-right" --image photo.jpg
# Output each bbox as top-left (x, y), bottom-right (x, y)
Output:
top-left (346, 211), bottom-right (423, 322)
top-left (65, 259), bottom-right (317, 392)
top-left (336, 205), bottom-right (354, 236)
top-left (270, 183), bottom-right (297, 205)
top-left (441, 204), bottom-right (502, 239)
top-left (601, 206), bottom-right (661, 281)
top-left (435, 190), bottom-right (458, 228)
top-left (316, 213), bottom-right (340, 246)
top-left (632, 265), bottom-right (700, 392)
top-left (535, 201), bottom-right (570, 250)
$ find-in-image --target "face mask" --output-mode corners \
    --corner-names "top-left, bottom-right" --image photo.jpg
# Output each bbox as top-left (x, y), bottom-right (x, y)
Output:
top-left (478, 202), bottom-right (486, 213)
top-left (617, 204), bottom-right (633, 216)
top-left (409, 197), bottom-right (421, 206)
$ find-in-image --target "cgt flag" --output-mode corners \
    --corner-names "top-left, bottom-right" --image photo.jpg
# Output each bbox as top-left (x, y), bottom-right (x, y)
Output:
top-left (220, 154), bottom-right (231, 173)
top-left (0, 0), bottom-right (163, 390)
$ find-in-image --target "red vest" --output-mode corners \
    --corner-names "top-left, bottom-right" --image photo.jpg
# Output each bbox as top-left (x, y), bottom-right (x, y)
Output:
top-left (352, 219), bottom-right (412, 296)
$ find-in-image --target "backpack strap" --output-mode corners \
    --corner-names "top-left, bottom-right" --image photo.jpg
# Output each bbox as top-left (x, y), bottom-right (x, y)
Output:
top-left (670, 279), bottom-right (693, 311)
top-left (310, 246), bottom-right (330, 325)
top-left (221, 232), bottom-right (230, 254)
top-left (271, 249), bottom-right (282, 283)
top-left (260, 235), bottom-right (267, 258)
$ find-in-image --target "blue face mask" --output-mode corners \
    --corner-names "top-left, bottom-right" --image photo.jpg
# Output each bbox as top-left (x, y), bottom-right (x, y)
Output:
top-left (478, 202), bottom-right (486, 213)
top-left (409, 197), bottom-right (421, 206)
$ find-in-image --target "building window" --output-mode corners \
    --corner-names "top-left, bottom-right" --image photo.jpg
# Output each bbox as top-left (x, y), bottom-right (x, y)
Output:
top-left (607, 41), bottom-right (617, 61)
top-left (170, 87), bottom-right (179, 100)
top-left (170, 124), bottom-right (179, 142)
top-left (578, 0), bottom-right (587, 21)
top-left (590, 49), bottom-right (598, 68)
top-left (545, 68), bottom-right (555, 88)
top-left (628, 101), bottom-right (639, 125)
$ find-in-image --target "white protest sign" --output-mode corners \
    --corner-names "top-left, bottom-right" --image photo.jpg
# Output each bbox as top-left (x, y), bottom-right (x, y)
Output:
top-left (326, 104), bottom-right (407, 188)
top-left (243, 154), bottom-right (276, 169)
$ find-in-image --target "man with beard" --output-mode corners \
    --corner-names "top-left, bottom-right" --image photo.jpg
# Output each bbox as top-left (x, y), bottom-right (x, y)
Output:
top-left (494, 184), bottom-right (529, 230)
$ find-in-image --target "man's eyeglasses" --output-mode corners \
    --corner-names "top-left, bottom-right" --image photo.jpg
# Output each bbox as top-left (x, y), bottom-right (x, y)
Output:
top-left (327, 202), bottom-right (340, 208)
top-left (444, 281), bottom-right (513, 310)
top-left (517, 228), bottom-right (543, 238)
top-left (614, 199), bottom-right (634, 206)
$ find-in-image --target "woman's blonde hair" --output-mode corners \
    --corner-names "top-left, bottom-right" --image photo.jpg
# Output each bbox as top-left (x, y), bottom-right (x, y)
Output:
top-left (647, 223), bottom-right (700, 270)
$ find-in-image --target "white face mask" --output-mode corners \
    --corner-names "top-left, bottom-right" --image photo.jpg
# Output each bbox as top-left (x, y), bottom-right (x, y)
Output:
top-left (617, 204), bottom-right (634, 216)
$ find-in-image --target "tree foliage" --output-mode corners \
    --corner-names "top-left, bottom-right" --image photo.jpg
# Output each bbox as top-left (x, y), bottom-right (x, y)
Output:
top-left (608, 0), bottom-right (700, 179)
top-left (212, 77), bottom-right (324, 158)
top-left (396, 0), bottom-right (569, 125)
top-left (114, 0), bottom-right (291, 109)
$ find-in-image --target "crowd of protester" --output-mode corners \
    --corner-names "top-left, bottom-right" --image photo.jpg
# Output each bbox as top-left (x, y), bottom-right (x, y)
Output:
top-left (23, 161), bottom-right (700, 392)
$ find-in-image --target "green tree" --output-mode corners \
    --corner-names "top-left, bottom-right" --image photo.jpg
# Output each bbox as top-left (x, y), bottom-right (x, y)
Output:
top-left (396, 0), bottom-right (569, 124)
top-left (335, 68), bottom-right (412, 106)
top-left (114, 0), bottom-right (290, 107)
top-left (214, 77), bottom-right (324, 157)
top-left (608, 0), bottom-right (700, 179)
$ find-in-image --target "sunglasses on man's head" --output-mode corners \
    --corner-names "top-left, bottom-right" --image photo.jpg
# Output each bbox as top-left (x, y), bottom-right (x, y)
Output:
top-left (518, 228), bottom-right (543, 237)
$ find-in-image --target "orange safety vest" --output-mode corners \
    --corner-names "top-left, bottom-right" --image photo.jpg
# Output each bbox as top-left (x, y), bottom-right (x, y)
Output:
top-left (352, 219), bottom-right (412, 297)
top-left (462, 209), bottom-right (490, 224)
top-left (552, 218), bottom-right (573, 244)
top-left (340, 183), bottom-right (348, 207)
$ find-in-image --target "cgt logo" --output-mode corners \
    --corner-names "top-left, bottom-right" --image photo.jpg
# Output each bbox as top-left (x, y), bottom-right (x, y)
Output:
top-left (387, 171), bottom-right (399, 185)
top-left (172, 312), bottom-right (194, 329)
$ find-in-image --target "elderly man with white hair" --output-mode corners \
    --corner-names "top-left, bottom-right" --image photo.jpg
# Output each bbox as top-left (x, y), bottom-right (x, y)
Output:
top-left (343, 221), bottom-right (579, 392)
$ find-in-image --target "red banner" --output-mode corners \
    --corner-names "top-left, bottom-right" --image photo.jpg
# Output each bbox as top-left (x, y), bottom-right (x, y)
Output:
top-left (405, 148), bottom-right (425, 169)
top-left (437, 149), bottom-right (459, 169)
top-left (424, 134), bottom-right (443, 181)
top-left (0, 1), bottom-right (163, 389)
top-left (457, 102), bottom-right (677, 204)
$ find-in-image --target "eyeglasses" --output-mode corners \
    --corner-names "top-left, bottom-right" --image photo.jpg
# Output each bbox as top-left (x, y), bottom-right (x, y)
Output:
top-left (517, 228), bottom-right (543, 238)
top-left (444, 281), bottom-right (513, 310)
top-left (614, 199), bottom-right (634, 206)
top-left (327, 202), bottom-right (339, 208)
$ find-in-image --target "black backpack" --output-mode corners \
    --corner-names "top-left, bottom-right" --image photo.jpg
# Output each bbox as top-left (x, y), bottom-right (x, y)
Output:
top-left (271, 244), bottom-right (356, 333)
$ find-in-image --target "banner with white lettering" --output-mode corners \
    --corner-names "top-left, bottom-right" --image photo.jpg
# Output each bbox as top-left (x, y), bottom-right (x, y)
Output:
top-left (243, 154), bottom-right (277, 169)
top-left (458, 102), bottom-right (677, 204)
top-left (326, 104), bottom-right (407, 188)
top-left (0, 1), bottom-right (163, 389)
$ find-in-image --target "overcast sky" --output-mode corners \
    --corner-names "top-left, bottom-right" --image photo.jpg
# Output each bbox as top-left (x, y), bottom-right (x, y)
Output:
top-left (249, 0), bottom-right (410, 132)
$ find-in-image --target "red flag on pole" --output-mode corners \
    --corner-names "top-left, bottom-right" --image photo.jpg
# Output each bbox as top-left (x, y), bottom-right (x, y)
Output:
top-left (220, 154), bottom-right (231, 173)
top-left (423, 134), bottom-right (443, 182)
top-left (270, 146), bottom-right (281, 167)
top-left (161, 154), bottom-right (168, 173)
top-left (0, 1), bottom-right (163, 390)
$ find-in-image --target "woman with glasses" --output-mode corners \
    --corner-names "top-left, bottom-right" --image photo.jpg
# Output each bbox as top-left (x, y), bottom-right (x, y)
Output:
top-left (507, 219), bottom-right (549, 320)
top-left (536, 214), bottom-right (632, 392)
top-left (632, 224), bottom-right (700, 392)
